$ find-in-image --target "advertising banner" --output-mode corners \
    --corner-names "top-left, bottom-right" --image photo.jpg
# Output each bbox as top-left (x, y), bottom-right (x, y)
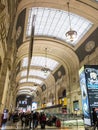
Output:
top-left (79, 66), bottom-right (91, 126)
top-left (79, 65), bottom-right (98, 126)
top-left (32, 102), bottom-right (37, 110)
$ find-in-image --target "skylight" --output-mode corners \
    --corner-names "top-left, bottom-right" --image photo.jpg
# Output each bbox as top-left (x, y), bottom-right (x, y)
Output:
top-left (21, 56), bottom-right (59, 70)
top-left (19, 86), bottom-right (38, 91)
top-left (21, 69), bottom-right (50, 79)
top-left (26, 7), bottom-right (93, 46)
top-left (19, 78), bottom-right (43, 84)
top-left (17, 86), bottom-right (38, 95)
top-left (17, 91), bottom-right (35, 96)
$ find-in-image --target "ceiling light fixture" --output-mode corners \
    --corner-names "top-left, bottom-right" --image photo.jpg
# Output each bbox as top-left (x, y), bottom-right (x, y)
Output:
top-left (65, 2), bottom-right (77, 42)
top-left (41, 48), bottom-right (51, 74)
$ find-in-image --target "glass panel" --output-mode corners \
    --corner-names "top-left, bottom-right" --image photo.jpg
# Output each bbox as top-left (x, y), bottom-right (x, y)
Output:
top-left (21, 56), bottom-right (59, 70)
top-left (29, 69), bottom-right (50, 79)
top-left (19, 78), bottom-right (43, 84)
top-left (18, 86), bottom-right (38, 95)
top-left (21, 69), bottom-right (49, 79)
top-left (19, 86), bottom-right (38, 91)
top-left (17, 91), bottom-right (33, 95)
top-left (26, 7), bottom-right (93, 46)
top-left (18, 90), bottom-right (31, 93)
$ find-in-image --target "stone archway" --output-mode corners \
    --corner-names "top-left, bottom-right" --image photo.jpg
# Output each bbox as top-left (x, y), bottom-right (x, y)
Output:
top-left (49, 93), bottom-right (54, 104)
top-left (58, 88), bottom-right (66, 99)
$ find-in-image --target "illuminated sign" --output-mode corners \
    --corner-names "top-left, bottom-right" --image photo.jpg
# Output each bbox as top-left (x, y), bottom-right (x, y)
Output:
top-left (79, 65), bottom-right (98, 126)
top-left (32, 102), bottom-right (37, 110)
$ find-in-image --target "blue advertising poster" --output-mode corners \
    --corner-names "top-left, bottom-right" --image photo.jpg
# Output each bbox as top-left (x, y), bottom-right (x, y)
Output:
top-left (79, 65), bottom-right (98, 126)
top-left (84, 65), bottom-right (98, 126)
top-left (79, 66), bottom-right (91, 126)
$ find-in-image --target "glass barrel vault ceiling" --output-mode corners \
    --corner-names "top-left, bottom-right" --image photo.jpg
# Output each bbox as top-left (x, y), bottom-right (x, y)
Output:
top-left (17, 7), bottom-right (93, 96)
top-left (21, 56), bottom-right (59, 71)
top-left (17, 86), bottom-right (38, 95)
top-left (17, 56), bottom-right (59, 95)
top-left (19, 78), bottom-right (43, 84)
top-left (19, 86), bottom-right (38, 91)
top-left (26, 7), bottom-right (93, 46)
top-left (21, 69), bottom-right (50, 79)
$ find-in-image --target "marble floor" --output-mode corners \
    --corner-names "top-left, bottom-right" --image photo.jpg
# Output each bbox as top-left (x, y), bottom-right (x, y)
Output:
top-left (0, 126), bottom-right (85, 130)
top-left (0, 121), bottom-right (85, 130)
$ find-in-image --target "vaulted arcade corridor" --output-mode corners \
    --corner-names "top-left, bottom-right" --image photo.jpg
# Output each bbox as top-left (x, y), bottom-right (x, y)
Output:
top-left (0, 0), bottom-right (98, 125)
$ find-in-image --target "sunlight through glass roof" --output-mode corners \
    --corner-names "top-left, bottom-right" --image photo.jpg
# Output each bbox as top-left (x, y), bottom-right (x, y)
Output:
top-left (17, 92), bottom-right (30, 94)
top-left (18, 90), bottom-right (31, 93)
top-left (19, 86), bottom-right (38, 91)
top-left (26, 7), bottom-right (93, 46)
top-left (21, 69), bottom-right (50, 79)
top-left (21, 56), bottom-right (59, 70)
top-left (19, 78), bottom-right (43, 84)
top-left (18, 86), bottom-right (38, 95)
top-left (17, 91), bottom-right (35, 96)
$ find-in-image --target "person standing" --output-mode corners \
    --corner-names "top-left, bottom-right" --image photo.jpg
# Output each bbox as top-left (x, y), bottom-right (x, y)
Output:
top-left (33, 112), bottom-right (38, 129)
top-left (92, 108), bottom-right (98, 130)
top-left (21, 112), bottom-right (26, 128)
top-left (13, 111), bottom-right (19, 128)
top-left (29, 111), bottom-right (33, 129)
top-left (40, 113), bottom-right (46, 129)
top-left (2, 110), bottom-right (8, 127)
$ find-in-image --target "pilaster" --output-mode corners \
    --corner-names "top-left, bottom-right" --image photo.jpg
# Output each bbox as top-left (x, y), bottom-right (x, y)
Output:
top-left (0, 57), bottom-right (11, 112)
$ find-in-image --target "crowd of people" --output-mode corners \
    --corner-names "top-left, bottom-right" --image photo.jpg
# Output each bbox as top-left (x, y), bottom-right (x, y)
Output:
top-left (1, 110), bottom-right (60, 129)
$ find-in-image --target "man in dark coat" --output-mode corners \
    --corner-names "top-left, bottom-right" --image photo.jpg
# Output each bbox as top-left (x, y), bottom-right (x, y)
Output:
top-left (92, 108), bottom-right (98, 130)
